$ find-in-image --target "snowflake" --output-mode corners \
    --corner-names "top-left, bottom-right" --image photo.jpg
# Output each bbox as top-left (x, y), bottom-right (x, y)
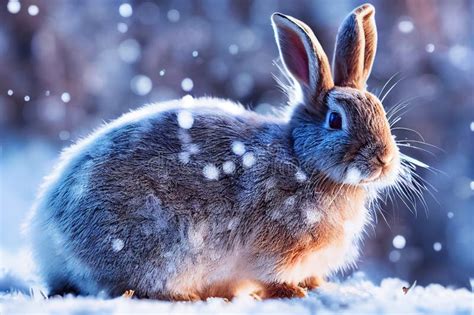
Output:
top-left (112, 239), bottom-right (124, 252)
top-left (222, 161), bottom-right (236, 174)
top-left (242, 152), bottom-right (256, 168)
top-left (177, 110), bottom-right (194, 129)
top-left (295, 170), bottom-right (307, 182)
top-left (231, 141), bottom-right (246, 156)
top-left (203, 164), bottom-right (219, 180)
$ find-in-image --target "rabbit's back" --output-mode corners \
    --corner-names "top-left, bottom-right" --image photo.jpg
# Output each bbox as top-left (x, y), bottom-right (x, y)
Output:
top-left (30, 97), bottom-right (293, 297)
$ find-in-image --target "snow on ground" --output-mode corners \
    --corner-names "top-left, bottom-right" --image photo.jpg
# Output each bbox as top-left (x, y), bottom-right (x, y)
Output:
top-left (1, 276), bottom-right (472, 314)
top-left (0, 267), bottom-right (472, 314)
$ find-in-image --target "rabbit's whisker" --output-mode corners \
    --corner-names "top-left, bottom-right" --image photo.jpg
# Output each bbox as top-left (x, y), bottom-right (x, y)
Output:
top-left (391, 127), bottom-right (426, 142)
top-left (380, 75), bottom-right (407, 104)
top-left (378, 72), bottom-right (401, 99)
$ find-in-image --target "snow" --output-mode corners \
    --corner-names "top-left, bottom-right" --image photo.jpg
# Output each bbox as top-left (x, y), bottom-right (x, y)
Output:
top-left (58, 130), bottom-right (70, 141)
top-left (111, 239), bottom-right (124, 252)
top-left (304, 209), bottom-right (322, 225)
top-left (229, 44), bottom-right (239, 55)
top-left (178, 151), bottom-right (190, 164)
top-left (203, 164), bottom-right (219, 180)
top-left (181, 78), bottom-right (194, 92)
top-left (398, 18), bottom-right (414, 34)
top-left (117, 22), bottom-right (128, 33)
top-left (60, 92), bottom-right (71, 103)
top-left (295, 170), bottom-right (307, 182)
top-left (425, 43), bottom-right (435, 53)
top-left (222, 161), bottom-right (236, 174)
top-left (118, 39), bottom-right (141, 63)
top-left (392, 235), bottom-right (406, 249)
top-left (0, 271), bottom-right (472, 314)
top-left (186, 143), bottom-right (200, 154)
top-left (167, 9), bottom-right (180, 22)
top-left (388, 250), bottom-right (401, 263)
top-left (130, 75), bottom-right (152, 96)
top-left (118, 3), bottom-right (133, 18)
top-left (27, 5), bottom-right (39, 16)
top-left (231, 141), bottom-right (246, 156)
top-left (242, 152), bottom-right (256, 168)
top-left (7, 0), bottom-right (21, 14)
top-left (177, 110), bottom-right (194, 129)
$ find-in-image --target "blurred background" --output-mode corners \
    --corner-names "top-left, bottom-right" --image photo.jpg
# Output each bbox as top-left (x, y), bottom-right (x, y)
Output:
top-left (0, 0), bottom-right (473, 289)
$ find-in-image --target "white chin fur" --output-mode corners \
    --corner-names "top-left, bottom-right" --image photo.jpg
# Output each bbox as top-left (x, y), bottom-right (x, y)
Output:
top-left (343, 167), bottom-right (362, 185)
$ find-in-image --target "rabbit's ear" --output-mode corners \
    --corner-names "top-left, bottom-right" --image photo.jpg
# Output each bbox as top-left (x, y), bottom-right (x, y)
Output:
top-left (272, 13), bottom-right (333, 100)
top-left (332, 4), bottom-right (377, 90)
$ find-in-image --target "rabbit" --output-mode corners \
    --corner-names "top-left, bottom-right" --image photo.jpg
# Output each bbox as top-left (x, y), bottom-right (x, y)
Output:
top-left (28, 3), bottom-right (401, 300)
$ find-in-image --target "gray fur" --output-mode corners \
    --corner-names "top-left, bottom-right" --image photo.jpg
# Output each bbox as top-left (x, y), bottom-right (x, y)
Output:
top-left (29, 5), bottom-right (399, 299)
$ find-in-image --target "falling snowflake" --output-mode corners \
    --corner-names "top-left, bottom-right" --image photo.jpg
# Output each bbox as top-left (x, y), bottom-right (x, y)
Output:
top-left (389, 250), bottom-right (401, 262)
top-left (7, 0), bottom-right (21, 14)
top-left (178, 130), bottom-right (191, 144)
top-left (181, 94), bottom-right (194, 107)
top-left (27, 5), bottom-right (39, 16)
top-left (186, 143), bottom-right (200, 155)
top-left (227, 218), bottom-right (239, 230)
top-left (117, 22), bottom-right (128, 33)
top-left (130, 75), bottom-right (152, 96)
top-left (203, 164), bottom-right (219, 180)
top-left (398, 18), bottom-right (414, 33)
top-left (61, 92), bottom-right (71, 103)
top-left (425, 43), bottom-right (435, 53)
top-left (228, 44), bottom-right (239, 55)
top-left (295, 170), bottom-right (307, 182)
top-left (178, 152), bottom-right (190, 164)
top-left (119, 3), bottom-right (133, 18)
top-left (392, 235), bottom-right (406, 249)
top-left (167, 9), bottom-right (180, 22)
top-left (242, 152), bottom-right (256, 168)
top-left (118, 39), bottom-right (141, 63)
top-left (59, 130), bottom-right (70, 141)
top-left (222, 161), bottom-right (236, 174)
top-left (112, 239), bottom-right (124, 252)
top-left (177, 110), bottom-right (194, 129)
top-left (305, 209), bottom-right (322, 224)
top-left (181, 78), bottom-right (194, 92)
top-left (231, 141), bottom-right (246, 156)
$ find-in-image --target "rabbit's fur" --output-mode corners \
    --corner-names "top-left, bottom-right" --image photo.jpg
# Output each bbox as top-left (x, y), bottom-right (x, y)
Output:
top-left (29, 4), bottom-right (400, 300)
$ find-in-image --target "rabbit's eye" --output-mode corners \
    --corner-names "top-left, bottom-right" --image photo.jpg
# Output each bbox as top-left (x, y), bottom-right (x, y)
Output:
top-left (328, 112), bottom-right (342, 130)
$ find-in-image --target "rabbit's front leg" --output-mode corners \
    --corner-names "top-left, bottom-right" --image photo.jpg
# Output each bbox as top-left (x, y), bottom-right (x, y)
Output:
top-left (257, 282), bottom-right (307, 299)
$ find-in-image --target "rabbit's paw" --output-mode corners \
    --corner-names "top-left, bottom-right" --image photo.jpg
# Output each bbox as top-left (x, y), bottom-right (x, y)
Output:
top-left (298, 276), bottom-right (325, 291)
top-left (258, 282), bottom-right (307, 299)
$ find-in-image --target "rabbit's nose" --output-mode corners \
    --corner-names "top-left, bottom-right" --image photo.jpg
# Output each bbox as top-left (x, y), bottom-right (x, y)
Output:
top-left (376, 152), bottom-right (393, 166)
